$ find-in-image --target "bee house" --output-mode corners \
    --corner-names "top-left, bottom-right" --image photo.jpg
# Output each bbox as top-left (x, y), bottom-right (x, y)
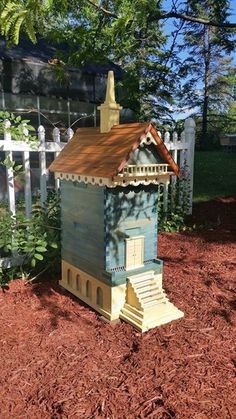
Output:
top-left (50, 71), bottom-right (184, 332)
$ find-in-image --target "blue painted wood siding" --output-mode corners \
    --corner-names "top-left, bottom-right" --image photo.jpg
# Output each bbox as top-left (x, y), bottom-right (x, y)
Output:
top-left (61, 181), bottom-right (159, 284)
top-left (127, 144), bottom-right (165, 165)
top-left (61, 180), bottom-right (105, 276)
top-left (105, 186), bottom-right (158, 271)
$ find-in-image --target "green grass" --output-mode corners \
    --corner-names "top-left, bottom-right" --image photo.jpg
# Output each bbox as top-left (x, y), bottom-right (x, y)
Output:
top-left (193, 150), bottom-right (236, 202)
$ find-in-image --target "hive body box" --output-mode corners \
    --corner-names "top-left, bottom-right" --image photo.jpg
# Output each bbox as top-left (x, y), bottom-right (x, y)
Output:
top-left (50, 71), bottom-right (184, 331)
top-left (61, 179), bottom-right (163, 319)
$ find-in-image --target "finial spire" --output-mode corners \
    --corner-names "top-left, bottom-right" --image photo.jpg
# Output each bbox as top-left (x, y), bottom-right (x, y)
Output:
top-left (104, 71), bottom-right (116, 104)
top-left (98, 70), bottom-right (122, 133)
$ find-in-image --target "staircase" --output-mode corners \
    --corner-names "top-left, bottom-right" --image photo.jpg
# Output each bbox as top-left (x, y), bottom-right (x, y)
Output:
top-left (120, 270), bottom-right (184, 332)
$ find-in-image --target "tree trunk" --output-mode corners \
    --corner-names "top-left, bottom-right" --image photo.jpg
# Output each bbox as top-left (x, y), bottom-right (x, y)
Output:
top-left (200, 27), bottom-right (211, 149)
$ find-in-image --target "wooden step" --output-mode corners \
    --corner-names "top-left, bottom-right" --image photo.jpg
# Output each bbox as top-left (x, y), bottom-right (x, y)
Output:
top-left (140, 289), bottom-right (163, 300)
top-left (137, 285), bottom-right (160, 295)
top-left (136, 280), bottom-right (156, 290)
top-left (146, 307), bottom-right (184, 329)
top-left (128, 271), bottom-right (155, 285)
top-left (120, 307), bottom-right (143, 326)
top-left (123, 303), bottom-right (144, 316)
top-left (120, 301), bottom-right (184, 332)
top-left (143, 299), bottom-right (168, 309)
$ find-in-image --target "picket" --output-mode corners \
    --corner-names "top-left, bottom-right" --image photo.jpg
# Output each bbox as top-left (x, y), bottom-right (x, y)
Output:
top-left (0, 118), bottom-right (195, 218)
top-left (4, 120), bottom-right (16, 217)
top-left (53, 127), bottom-right (61, 191)
top-left (0, 123), bottom-right (65, 218)
top-left (22, 126), bottom-right (32, 218)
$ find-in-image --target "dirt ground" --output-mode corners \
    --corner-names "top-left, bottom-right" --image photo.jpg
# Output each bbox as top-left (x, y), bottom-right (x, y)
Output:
top-left (0, 197), bottom-right (235, 419)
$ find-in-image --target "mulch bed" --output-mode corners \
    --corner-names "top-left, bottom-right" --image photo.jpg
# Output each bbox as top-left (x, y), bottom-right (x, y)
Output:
top-left (0, 197), bottom-right (235, 419)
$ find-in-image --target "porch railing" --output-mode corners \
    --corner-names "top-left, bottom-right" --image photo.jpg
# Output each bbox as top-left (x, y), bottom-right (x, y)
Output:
top-left (119, 163), bottom-right (170, 177)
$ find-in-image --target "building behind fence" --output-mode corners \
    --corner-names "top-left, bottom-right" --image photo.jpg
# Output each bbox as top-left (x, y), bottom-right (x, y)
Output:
top-left (0, 118), bottom-right (195, 219)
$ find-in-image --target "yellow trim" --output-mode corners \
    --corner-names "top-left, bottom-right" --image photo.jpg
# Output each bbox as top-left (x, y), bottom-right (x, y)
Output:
top-left (61, 260), bottom-right (184, 332)
top-left (61, 260), bottom-right (126, 321)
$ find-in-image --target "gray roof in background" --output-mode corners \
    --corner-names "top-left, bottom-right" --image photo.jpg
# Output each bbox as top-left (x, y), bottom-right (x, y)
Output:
top-left (0, 36), bottom-right (123, 77)
top-left (0, 37), bottom-right (125, 102)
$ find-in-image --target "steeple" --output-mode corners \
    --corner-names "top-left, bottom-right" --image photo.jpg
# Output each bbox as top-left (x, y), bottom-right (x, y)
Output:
top-left (98, 71), bottom-right (122, 133)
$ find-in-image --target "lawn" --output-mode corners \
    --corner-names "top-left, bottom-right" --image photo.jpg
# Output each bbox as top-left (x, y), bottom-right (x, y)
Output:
top-left (193, 150), bottom-right (236, 202)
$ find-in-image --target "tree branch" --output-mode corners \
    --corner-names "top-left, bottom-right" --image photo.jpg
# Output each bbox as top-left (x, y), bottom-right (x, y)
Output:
top-left (158, 12), bottom-right (236, 28)
top-left (86, 0), bottom-right (117, 18)
top-left (85, 1), bottom-right (236, 28)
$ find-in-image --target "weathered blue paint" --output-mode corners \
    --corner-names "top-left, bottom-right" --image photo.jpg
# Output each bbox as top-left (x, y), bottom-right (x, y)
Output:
top-left (61, 180), bottom-right (163, 286)
top-left (104, 185), bottom-right (159, 272)
top-left (127, 144), bottom-right (165, 165)
top-left (61, 180), bottom-right (105, 274)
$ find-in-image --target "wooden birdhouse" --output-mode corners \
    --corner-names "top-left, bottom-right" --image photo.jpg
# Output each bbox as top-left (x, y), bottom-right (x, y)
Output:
top-left (50, 71), bottom-right (184, 332)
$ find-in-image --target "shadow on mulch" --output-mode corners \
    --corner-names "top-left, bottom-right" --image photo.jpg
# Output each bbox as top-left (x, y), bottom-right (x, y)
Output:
top-left (30, 277), bottom-right (100, 329)
top-left (188, 196), bottom-right (236, 243)
top-left (0, 197), bottom-right (235, 418)
top-left (31, 195), bottom-right (236, 330)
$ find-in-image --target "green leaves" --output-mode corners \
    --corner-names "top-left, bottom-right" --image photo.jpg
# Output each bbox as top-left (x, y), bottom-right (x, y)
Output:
top-left (177, 0), bottom-right (235, 147)
top-left (158, 165), bottom-right (192, 233)
top-left (35, 246), bottom-right (47, 253)
top-left (0, 191), bottom-right (61, 286)
top-left (0, 111), bottom-right (37, 146)
top-left (34, 253), bottom-right (44, 261)
top-left (0, 0), bottom-right (54, 45)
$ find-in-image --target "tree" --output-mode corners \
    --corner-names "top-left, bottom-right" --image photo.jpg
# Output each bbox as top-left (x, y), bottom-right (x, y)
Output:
top-left (176, 0), bottom-right (235, 148)
top-left (0, 1), bottom-right (180, 123)
top-left (0, 1), bottom-right (235, 125)
top-left (208, 69), bottom-right (236, 138)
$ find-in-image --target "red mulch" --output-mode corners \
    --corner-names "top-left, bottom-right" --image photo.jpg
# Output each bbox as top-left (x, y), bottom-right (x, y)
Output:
top-left (0, 197), bottom-right (236, 419)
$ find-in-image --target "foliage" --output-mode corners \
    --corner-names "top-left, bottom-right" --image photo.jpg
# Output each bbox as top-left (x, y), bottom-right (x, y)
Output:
top-left (47, 0), bottom-right (176, 121)
top-left (0, 0), bottom-right (53, 44)
top-left (177, 0), bottom-right (235, 148)
top-left (159, 208), bottom-right (187, 233)
top-left (0, 1), bottom-right (235, 124)
top-left (0, 192), bottom-right (61, 287)
top-left (0, 111), bottom-right (37, 145)
top-left (158, 167), bottom-right (192, 232)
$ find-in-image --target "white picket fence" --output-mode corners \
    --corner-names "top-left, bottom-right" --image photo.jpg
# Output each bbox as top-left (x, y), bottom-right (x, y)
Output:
top-left (159, 118), bottom-right (196, 215)
top-left (0, 123), bottom-right (74, 218)
top-left (0, 118), bottom-right (195, 219)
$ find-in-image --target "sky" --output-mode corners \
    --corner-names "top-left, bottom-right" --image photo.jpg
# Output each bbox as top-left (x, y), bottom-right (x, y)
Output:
top-left (163, 0), bottom-right (236, 22)
top-left (162, 0), bottom-right (236, 119)
top-left (163, 0), bottom-right (236, 62)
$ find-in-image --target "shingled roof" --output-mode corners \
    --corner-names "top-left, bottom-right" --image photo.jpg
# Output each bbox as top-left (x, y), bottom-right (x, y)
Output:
top-left (49, 122), bottom-right (180, 178)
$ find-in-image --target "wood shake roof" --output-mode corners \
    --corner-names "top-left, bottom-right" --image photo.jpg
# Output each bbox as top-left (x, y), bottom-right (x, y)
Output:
top-left (49, 122), bottom-right (180, 177)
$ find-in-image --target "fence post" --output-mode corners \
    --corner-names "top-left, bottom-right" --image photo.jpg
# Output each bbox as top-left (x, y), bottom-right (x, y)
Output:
top-left (22, 125), bottom-right (32, 218)
top-left (4, 120), bottom-right (16, 217)
top-left (53, 127), bottom-right (61, 191)
top-left (38, 125), bottom-right (47, 206)
top-left (184, 118), bottom-right (196, 214)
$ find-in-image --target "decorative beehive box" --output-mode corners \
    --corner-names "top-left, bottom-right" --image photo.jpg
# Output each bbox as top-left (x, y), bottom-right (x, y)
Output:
top-left (50, 71), bottom-right (183, 332)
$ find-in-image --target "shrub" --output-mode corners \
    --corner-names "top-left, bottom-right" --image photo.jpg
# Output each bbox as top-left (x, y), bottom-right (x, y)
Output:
top-left (158, 165), bottom-right (191, 232)
top-left (0, 191), bottom-right (61, 286)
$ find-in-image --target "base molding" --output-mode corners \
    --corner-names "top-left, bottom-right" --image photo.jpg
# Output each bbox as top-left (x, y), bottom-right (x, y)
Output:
top-left (61, 260), bottom-right (125, 321)
top-left (61, 260), bottom-right (184, 331)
